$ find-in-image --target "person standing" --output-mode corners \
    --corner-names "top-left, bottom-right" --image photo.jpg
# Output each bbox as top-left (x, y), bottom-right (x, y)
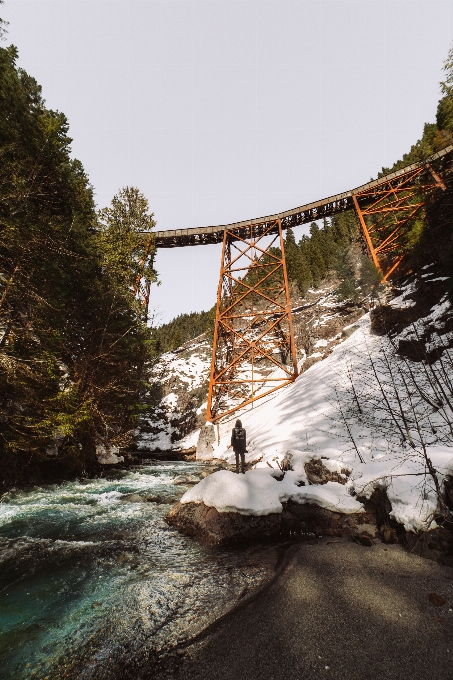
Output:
top-left (231, 419), bottom-right (246, 474)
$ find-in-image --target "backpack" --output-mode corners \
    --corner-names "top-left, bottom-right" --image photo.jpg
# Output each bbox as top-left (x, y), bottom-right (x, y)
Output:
top-left (234, 427), bottom-right (246, 442)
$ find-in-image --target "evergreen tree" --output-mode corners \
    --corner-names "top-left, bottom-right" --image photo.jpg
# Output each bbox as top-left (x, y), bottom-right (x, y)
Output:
top-left (436, 45), bottom-right (453, 137)
top-left (0, 43), bottom-right (157, 483)
top-left (97, 187), bottom-right (158, 291)
top-left (284, 228), bottom-right (311, 295)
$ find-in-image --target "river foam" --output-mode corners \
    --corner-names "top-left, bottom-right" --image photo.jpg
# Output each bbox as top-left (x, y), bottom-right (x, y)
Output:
top-left (0, 462), bottom-right (275, 679)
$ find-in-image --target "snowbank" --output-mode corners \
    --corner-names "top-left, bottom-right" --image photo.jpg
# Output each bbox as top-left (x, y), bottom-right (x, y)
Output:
top-left (181, 467), bottom-right (363, 516)
top-left (352, 445), bottom-right (453, 532)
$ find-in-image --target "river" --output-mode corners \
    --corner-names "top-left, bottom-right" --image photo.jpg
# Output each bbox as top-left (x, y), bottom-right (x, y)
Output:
top-left (0, 460), bottom-right (276, 679)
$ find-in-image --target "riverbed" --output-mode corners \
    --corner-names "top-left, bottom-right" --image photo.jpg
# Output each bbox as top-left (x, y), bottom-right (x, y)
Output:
top-left (0, 461), bottom-right (276, 679)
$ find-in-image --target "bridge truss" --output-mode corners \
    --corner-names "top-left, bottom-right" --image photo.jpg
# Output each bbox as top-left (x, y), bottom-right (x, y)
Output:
top-left (352, 161), bottom-right (447, 281)
top-left (206, 219), bottom-right (298, 423)
top-left (147, 145), bottom-right (452, 422)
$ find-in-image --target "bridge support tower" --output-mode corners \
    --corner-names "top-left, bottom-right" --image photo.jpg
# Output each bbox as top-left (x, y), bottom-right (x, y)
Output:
top-left (206, 219), bottom-right (298, 423)
top-left (351, 161), bottom-right (447, 281)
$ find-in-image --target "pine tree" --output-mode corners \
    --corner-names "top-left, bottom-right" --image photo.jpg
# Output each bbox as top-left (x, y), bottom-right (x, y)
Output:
top-left (0, 43), bottom-right (157, 483)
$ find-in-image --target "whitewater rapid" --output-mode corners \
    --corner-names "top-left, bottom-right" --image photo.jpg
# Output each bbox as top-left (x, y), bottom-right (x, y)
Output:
top-left (0, 461), bottom-right (273, 679)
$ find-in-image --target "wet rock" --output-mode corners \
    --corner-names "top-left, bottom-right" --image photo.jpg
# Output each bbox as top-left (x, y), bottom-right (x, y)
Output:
top-left (120, 493), bottom-right (144, 503)
top-left (173, 474), bottom-right (200, 485)
top-left (165, 501), bottom-right (284, 547)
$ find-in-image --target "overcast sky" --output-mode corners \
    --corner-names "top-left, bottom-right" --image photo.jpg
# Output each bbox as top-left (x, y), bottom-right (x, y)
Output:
top-left (4, 0), bottom-right (453, 323)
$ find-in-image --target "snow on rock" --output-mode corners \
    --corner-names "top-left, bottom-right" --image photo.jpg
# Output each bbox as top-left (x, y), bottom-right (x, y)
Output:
top-left (96, 444), bottom-right (124, 465)
top-left (181, 468), bottom-right (363, 516)
top-left (352, 446), bottom-right (453, 532)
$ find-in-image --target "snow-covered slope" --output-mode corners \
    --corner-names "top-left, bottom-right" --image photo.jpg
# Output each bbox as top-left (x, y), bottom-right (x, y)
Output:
top-left (136, 267), bottom-right (453, 533)
top-left (135, 337), bottom-right (211, 452)
top-left (202, 278), bottom-right (453, 532)
top-left (135, 279), bottom-right (366, 452)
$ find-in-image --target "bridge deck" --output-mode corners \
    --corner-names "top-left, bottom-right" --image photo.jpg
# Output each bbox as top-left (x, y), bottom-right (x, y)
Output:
top-left (154, 146), bottom-right (452, 248)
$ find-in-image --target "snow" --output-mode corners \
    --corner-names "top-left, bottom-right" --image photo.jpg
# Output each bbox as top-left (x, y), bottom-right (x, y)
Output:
top-left (181, 467), bottom-right (363, 516)
top-left (352, 445), bottom-right (453, 532)
top-left (135, 339), bottom-right (211, 451)
top-left (193, 290), bottom-right (453, 531)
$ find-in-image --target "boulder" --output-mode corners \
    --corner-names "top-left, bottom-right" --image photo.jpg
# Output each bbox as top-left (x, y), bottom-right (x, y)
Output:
top-left (165, 501), bottom-right (285, 547)
top-left (285, 500), bottom-right (363, 538)
top-left (120, 493), bottom-right (143, 503)
top-left (166, 498), bottom-right (371, 546)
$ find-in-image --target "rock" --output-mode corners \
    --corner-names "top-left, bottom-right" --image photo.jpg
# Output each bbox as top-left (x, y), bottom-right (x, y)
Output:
top-left (165, 501), bottom-right (284, 547)
top-left (356, 523), bottom-right (377, 537)
top-left (341, 325), bottom-right (359, 339)
top-left (303, 459), bottom-right (348, 486)
top-left (444, 476), bottom-right (453, 510)
top-left (357, 488), bottom-right (393, 528)
top-left (285, 499), bottom-right (362, 538)
top-left (166, 495), bottom-right (378, 546)
top-left (358, 532), bottom-right (374, 547)
top-left (196, 423), bottom-right (217, 461)
top-left (120, 493), bottom-right (143, 503)
top-left (429, 593), bottom-right (446, 607)
top-left (173, 475), bottom-right (200, 485)
top-left (380, 525), bottom-right (398, 544)
top-left (96, 443), bottom-right (124, 465)
top-left (404, 526), bottom-right (453, 564)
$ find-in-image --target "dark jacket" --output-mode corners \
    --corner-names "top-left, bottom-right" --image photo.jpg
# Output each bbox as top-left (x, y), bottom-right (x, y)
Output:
top-left (231, 419), bottom-right (247, 454)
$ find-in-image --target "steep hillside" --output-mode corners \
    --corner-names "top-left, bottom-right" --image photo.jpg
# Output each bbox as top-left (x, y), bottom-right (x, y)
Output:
top-left (134, 268), bottom-right (371, 454)
top-left (200, 268), bottom-right (453, 534)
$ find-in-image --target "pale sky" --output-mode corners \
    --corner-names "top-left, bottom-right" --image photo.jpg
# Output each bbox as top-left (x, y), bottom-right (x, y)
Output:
top-left (4, 0), bottom-right (453, 323)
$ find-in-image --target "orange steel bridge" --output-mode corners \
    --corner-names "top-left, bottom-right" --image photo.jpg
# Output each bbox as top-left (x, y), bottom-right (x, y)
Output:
top-left (138, 145), bottom-right (452, 422)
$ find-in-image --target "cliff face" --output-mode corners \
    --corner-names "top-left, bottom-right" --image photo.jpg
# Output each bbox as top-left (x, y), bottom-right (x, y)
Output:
top-left (135, 337), bottom-right (211, 453)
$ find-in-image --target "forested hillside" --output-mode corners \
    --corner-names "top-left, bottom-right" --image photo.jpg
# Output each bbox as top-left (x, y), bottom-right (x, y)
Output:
top-left (0, 40), bottom-right (157, 485)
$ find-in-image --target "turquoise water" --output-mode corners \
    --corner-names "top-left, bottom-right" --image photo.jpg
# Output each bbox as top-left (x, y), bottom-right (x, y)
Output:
top-left (0, 462), bottom-right (271, 679)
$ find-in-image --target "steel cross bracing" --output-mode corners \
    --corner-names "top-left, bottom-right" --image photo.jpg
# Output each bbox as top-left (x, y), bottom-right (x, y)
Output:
top-left (206, 220), bottom-right (298, 423)
top-left (351, 161), bottom-right (447, 280)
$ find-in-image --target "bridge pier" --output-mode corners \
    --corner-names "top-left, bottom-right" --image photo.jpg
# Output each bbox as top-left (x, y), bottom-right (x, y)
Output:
top-left (206, 219), bottom-right (298, 423)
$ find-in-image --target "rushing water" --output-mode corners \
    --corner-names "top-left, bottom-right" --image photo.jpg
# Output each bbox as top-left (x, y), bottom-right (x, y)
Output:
top-left (0, 461), bottom-right (275, 679)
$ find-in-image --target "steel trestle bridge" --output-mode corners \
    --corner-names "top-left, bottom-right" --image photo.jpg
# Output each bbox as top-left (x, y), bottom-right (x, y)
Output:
top-left (138, 145), bottom-right (452, 422)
